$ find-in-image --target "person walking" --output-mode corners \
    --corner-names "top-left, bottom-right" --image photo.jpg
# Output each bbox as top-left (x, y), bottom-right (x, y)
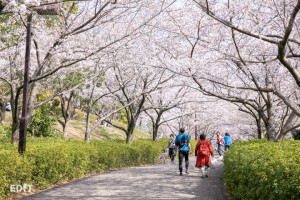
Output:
top-left (175, 128), bottom-right (191, 176)
top-left (216, 132), bottom-right (223, 156)
top-left (195, 134), bottom-right (214, 178)
top-left (224, 132), bottom-right (231, 151)
top-left (160, 149), bottom-right (167, 164)
top-left (167, 134), bottom-right (176, 162)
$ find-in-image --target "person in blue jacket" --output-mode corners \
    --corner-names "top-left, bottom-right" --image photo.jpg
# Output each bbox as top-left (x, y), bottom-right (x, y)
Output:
top-left (175, 128), bottom-right (191, 176)
top-left (223, 132), bottom-right (231, 151)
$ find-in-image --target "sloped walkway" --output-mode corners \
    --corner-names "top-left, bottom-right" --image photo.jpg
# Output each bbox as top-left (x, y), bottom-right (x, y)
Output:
top-left (20, 155), bottom-right (227, 200)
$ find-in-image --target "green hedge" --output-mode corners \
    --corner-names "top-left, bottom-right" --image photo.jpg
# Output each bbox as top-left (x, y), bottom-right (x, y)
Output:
top-left (0, 138), bottom-right (166, 198)
top-left (223, 139), bottom-right (300, 200)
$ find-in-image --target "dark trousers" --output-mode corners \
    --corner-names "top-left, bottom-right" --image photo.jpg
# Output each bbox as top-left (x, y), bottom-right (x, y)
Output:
top-left (168, 148), bottom-right (175, 161)
top-left (225, 145), bottom-right (230, 151)
top-left (178, 150), bottom-right (189, 173)
top-left (217, 144), bottom-right (222, 156)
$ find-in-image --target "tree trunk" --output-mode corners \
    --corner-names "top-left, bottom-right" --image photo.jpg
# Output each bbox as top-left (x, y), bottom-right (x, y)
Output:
top-left (11, 89), bottom-right (20, 144)
top-left (126, 120), bottom-right (136, 143)
top-left (62, 120), bottom-right (68, 134)
top-left (26, 83), bottom-right (38, 127)
top-left (152, 112), bottom-right (162, 141)
top-left (265, 121), bottom-right (275, 141)
top-left (194, 125), bottom-right (198, 140)
top-left (85, 110), bottom-right (91, 142)
top-left (0, 99), bottom-right (6, 123)
top-left (256, 117), bottom-right (263, 139)
top-left (10, 81), bottom-right (36, 144)
top-left (84, 108), bottom-right (91, 142)
top-left (11, 121), bottom-right (19, 144)
top-left (265, 99), bottom-right (276, 141)
top-left (152, 124), bottom-right (159, 141)
top-left (85, 79), bottom-right (96, 142)
top-left (276, 111), bottom-right (298, 141)
top-left (59, 92), bottom-right (74, 138)
top-left (85, 129), bottom-right (91, 142)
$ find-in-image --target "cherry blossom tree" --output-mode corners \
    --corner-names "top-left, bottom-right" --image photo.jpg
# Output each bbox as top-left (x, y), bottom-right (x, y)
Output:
top-left (191, 0), bottom-right (300, 114)
top-left (0, 0), bottom-right (178, 144)
top-left (144, 84), bottom-right (195, 141)
top-left (148, 0), bottom-right (300, 141)
top-left (103, 60), bottom-right (173, 143)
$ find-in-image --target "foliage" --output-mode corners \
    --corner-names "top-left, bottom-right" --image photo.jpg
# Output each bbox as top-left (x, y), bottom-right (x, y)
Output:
top-left (189, 139), bottom-right (197, 151)
top-left (223, 139), bottom-right (300, 200)
top-left (0, 138), bottom-right (166, 198)
top-left (63, 2), bottom-right (79, 14)
top-left (72, 109), bottom-right (85, 121)
top-left (52, 97), bottom-right (61, 107)
top-left (28, 90), bottom-right (58, 137)
top-left (118, 109), bottom-right (128, 124)
top-left (0, 82), bottom-right (10, 96)
top-left (55, 71), bottom-right (84, 91)
top-left (72, 109), bottom-right (97, 123)
top-left (90, 114), bottom-right (97, 123)
top-left (0, 14), bottom-right (20, 48)
top-left (50, 97), bottom-right (62, 116)
top-left (28, 104), bottom-right (58, 137)
top-left (0, 124), bottom-right (11, 143)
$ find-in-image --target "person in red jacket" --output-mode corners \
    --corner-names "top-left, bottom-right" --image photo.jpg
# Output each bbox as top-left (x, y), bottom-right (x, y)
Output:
top-left (195, 134), bottom-right (214, 178)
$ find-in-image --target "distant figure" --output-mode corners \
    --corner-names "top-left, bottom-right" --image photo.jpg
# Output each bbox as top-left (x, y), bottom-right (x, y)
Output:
top-left (5, 102), bottom-right (11, 111)
top-left (160, 149), bottom-right (167, 164)
top-left (168, 134), bottom-right (176, 162)
top-left (224, 133), bottom-right (231, 151)
top-left (175, 128), bottom-right (191, 175)
top-left (195, 134), bottom-right (214, 178)
top-left (216, 132), bottom-right (223, 156)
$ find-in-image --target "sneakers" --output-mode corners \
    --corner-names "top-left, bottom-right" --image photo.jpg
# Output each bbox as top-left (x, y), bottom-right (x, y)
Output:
top-left (179, 172), bottom-right (183, 176)
top-left (185, 169), bottom-right (189, 174)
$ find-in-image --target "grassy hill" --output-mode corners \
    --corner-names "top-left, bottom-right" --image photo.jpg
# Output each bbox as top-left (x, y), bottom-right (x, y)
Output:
top-left (2, 112), bottom-right (150, 141)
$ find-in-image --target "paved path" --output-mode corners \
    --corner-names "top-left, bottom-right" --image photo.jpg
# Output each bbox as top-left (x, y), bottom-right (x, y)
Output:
top-left (21, 156), bottom-right (227, 200)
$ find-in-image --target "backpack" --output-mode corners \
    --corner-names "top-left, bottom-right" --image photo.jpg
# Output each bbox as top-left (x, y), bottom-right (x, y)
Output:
top-left (176, 135), bottom-right (186, 148)
top-left (199, 142), bottom-right (208, 156)
top-left (219, 138), bottom-right (223, 144)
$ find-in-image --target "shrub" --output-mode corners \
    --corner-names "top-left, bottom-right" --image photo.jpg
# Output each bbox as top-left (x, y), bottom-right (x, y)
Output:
top-left (0, 146), bottom-right (34, 196)
top-left (28, 103), bottom-right (58, 137)
top-left (0, 138), bottom-right (166, 198)
top-left (0, 124), bottom-right (11, 143)
top-left (72, 109), bottom-right (85, 121)
top-left (223, 139), bottom-right (300, 200)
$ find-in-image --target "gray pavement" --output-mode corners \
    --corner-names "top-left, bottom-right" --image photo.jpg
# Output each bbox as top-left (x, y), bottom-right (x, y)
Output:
top-left (20, 155), bottom-right (227, 200)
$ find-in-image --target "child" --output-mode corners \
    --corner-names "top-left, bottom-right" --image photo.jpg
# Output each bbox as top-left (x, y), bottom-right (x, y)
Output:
top-left (160, 149), bottom-right (167, 164)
